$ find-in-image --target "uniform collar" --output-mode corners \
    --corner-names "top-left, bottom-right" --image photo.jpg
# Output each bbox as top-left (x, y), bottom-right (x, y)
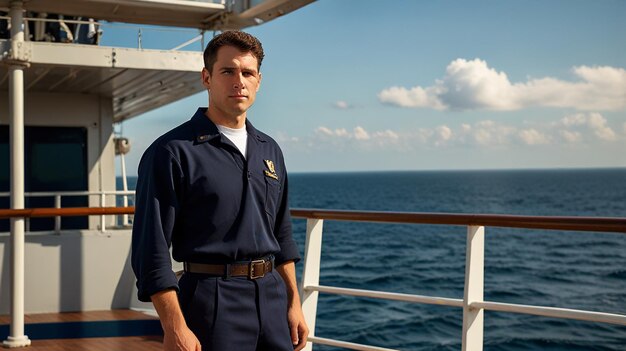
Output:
top-left (191, 107), bottom-right (267, 144)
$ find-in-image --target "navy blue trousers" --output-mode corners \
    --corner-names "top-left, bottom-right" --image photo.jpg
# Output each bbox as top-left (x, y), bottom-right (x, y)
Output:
top-left (178, 270), bottom-right (293, 351)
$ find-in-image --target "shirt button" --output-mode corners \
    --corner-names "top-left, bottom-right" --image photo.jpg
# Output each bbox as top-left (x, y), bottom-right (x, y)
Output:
top-left (247, 171), bottom-right (251, 179)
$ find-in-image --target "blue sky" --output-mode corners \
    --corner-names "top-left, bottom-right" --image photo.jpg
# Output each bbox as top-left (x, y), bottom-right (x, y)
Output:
top-left (104, 0), bottom-right (626, 175)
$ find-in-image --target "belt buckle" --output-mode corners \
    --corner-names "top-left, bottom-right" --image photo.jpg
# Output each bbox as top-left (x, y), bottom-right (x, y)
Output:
top-left (249, 259), bottom-right (265, 279)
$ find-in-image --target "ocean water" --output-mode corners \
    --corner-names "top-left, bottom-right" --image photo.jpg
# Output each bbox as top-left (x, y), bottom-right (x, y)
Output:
top-left (121, 168), bottom-right (626, 350)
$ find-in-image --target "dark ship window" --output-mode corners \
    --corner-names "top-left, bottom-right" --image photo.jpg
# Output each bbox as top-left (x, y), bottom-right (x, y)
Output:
top-left (0, 125), bottom-right (88, 232)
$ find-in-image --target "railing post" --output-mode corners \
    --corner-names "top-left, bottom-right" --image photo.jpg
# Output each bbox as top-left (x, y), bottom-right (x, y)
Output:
top-left (300, 218), bottom-right (324, 351)
top-left (462, 225), bottom-right (485, 351)
top-left (120, 152), bottom-right (129, 226)
top-left (99, 192), bottom-right (106, 232)
top-left (54, 195), bottom-right (61, 234)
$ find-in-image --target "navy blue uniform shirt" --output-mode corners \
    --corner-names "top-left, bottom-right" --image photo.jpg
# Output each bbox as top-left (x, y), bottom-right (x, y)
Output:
top-left (131, 108), bottom-right (300, 302)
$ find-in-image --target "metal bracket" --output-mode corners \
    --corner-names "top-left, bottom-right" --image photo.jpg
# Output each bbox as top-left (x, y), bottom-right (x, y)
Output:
top-left (1, 41), bottom-right (31, 67)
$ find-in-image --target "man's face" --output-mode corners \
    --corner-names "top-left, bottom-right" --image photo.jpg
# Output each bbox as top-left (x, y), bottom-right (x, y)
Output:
top-left (202, 46), bottom-right (262, 123)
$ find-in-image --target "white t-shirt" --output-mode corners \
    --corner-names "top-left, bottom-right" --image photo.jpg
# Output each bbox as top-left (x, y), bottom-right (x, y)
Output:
top-left (216, 124), bottom-right (248, 158)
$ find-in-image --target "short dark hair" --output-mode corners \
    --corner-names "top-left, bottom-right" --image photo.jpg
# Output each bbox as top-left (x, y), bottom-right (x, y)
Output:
top-left (203, 31), bottom-right (264, 73)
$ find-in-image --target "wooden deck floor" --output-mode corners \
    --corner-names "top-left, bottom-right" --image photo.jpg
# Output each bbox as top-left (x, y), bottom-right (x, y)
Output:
top-left (14, 335), bottom-right (163, 351)
top-left (0, 309), bottom-right (158, 324)
top-left (1, 310), bottom-right (164, 350)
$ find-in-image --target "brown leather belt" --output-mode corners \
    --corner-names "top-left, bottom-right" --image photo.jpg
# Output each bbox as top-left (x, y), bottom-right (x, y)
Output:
top-left (183, 258), bottom-right (273, 279)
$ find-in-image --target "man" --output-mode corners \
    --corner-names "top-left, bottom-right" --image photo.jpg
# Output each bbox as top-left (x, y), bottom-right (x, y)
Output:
top-left (131, 31), bottom-right (308, 351)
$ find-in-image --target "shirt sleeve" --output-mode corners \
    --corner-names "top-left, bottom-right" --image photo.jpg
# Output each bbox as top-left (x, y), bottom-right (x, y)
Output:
top-left (131, 144), bottom-right (183, 302)
top-left (272, 157), bottom-right (300, 266)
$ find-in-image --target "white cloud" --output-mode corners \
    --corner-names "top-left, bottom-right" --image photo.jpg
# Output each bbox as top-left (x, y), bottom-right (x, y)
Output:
top-left (560, 114), bottom-right (588, 127)
top-left (439, 59), bottom-right (517, 110)
top-left (436, 125), bottom-right (452, 140)
top-left (315, 126), bottom-right (334, 136)
top-left (335, 128), bottom-right (349, 137)
top-left (435, 125), bottom-right (452, 145)
top-left (275, 131), bottom-right (300, 143)
top-left (518, 128), bottom-right (549, 145)
top-left (301, 112), bottom-right (620, 153)
top-left (312, 125), bottom-right (402, 147)
top-left (558, 112), bottom-right (617, 141)
top-left (354, 126), bottom-right (370, 140)
top-left (588, 114), bottom-right (616, 141)
top-left (378, 59), bottom-right (626, 111)
top-left (560, 130), bottom-right (582, 143)
top-left (315, 126), bottom-right (350, 137)
top-left (413, 128), bottom-right (434, 144)
top-left (372, 130), bottom-right (399, 140)
top-left (378, 86), bottom-right (446, 109)
top-left (465, 120), bottom-right (517, 146)
top-left (334, 100), bottom-right (352, 109)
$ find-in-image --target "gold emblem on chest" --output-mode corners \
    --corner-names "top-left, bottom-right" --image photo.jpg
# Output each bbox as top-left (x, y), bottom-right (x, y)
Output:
top-left (263, 160), bottom-right (278, 180)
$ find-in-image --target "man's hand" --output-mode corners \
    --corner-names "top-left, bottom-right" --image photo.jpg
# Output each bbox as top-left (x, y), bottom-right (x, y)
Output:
top-left (151, 289), bottom-right (202, 351)
top-left (287, 301), bottom-right (309, 351)
top-left (163, 325), bottom-right (202, 351)
top-left (276, 261), bottom-right (309, 351)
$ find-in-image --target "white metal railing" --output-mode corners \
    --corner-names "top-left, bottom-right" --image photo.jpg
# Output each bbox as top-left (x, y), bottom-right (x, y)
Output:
top-left (1, 197), bottom-right (624, 348)
top-left (0, 190), bottom-right (135, 233)
top-left (0, 15), bottom-right (208, 51)
top-left (293, 212), bottom-right (626, 351)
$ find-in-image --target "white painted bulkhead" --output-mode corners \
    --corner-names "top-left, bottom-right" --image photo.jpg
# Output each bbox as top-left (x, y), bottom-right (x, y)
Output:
top-left (0, 92), bottom-right (158, 314)
top-left (0, 230), bottom-right (133, 314)
top-left (0, 91), bottom-right (117, 230)
top-left (0, 36), bottom-right (204, 316)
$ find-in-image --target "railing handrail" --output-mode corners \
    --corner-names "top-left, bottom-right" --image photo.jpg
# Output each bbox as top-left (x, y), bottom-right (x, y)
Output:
top-left (291, 208), bottom-right (626, 234)
top-left (1, 206), bottom-right (624, 234)
top-left (0, 207), bottom-right (135, 219)
top-left (0, 190), bottom-right (135, 197)
top-left (0, 190), bottom-right (136, 232)
top-left (0, 16), bottom-right (102, 26)
top-left (0, 15), bottom-right (206, 51)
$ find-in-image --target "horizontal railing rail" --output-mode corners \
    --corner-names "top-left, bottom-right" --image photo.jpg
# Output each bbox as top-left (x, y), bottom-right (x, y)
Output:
top-left (0, 191), bottom-right (134, 196)
top-left (0, 207), bottom-right (135, 219)
top-left (306, 285), bottom-right (626, 326)
top-left (0, 15), bottom-right (207, 51)
top-left (307, 336), bottom-right (397, 351)
top-left (3, 199), bottom-right (622, 233)
top-left (474, 301), bottom-right (626, 326)
top-left (1, 206), bottom-right (624, 350)
top-left (291, 208), bottom-right (626, 233)
top-left (309, 285), bottom-right (464, 308)
top-left (7, 205), bottom-right (623, 229)
top-left (0, 191), bottom-right (136, 232)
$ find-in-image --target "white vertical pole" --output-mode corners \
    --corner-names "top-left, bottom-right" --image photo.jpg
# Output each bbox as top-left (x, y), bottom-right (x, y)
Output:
top-left (3, 0), bottom-right (31, 348)
top-left (300, 218), bottom-right (324, 351)
top-left (462, 225), bottom-right (485, 351)
top-left (100, 192), bottom-right (106, 232)
top-left (120, 152), bottom-right (129, 226)
top-left (54, 195), bottom-right (61, 234)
